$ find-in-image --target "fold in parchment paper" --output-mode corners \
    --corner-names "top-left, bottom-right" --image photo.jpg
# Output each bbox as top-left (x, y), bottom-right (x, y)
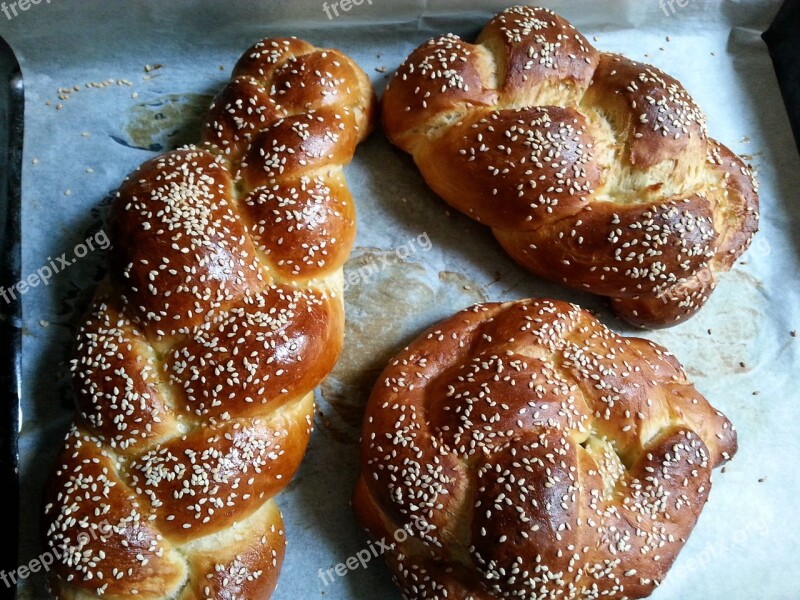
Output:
top-left (0, 1), bottom-right (797, 598)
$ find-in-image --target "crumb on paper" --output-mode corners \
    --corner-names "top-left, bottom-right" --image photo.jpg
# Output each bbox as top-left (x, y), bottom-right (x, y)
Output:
top-left (659, 47), bottom-right (665, 52)
top-left (132, 91), bottom-right (139, 99)
top-left (64, 189), bottom-right (72, 196)
top-left (592, 36), bottom-right (598, 42)
top-left (53, 78), bottom-right (140, 107)
top-left (375, 66), bottom-right (387, 73)
top-left (219, 65), bottom-right (226, 71)
top-left (31, 158), bottom-right (39, 165)
top-left (81, 131), bottom-right (90, 137)
top-left (144, 64), bottom-right (164, 73)
top-left (758, 477), bottom-right (767, 483)
top-left (85, 78), bottom-right (134, 89)
top-left (721, 466), bottom-right (727, 473)
top-left (739, 362), bottom-right (746, 369)
top-left (39, 320), bottom-right (49, 328)
top-left (57, 86), bottom-right (80, 101)
top-left (753, 391), bottom-right (760, 396)
top-left (790, 330), bottom-right (797, 337)
top-left (711, 51), bottom-right (716, 56)
top-left (666, 35), bottom-right (671, 42)
top-left (85, 167), bottom-right (94, 174)
top-left (707, 328), bottom-right (712, 335)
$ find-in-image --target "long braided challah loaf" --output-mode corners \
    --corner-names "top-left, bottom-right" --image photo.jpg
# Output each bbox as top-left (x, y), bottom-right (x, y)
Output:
top-left (354, 299), bottom-right (737, 599)
top-left (382, 5), bottom-right (758, 328)
top-left (43, 38), bottom-right (374, 599)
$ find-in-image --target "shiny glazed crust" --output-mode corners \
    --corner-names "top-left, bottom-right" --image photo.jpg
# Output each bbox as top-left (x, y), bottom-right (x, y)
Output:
top-left (355, 299), bottom-right (737, 599)
top-left (44, 37), bottom-right (375, 599)
top-left (381, 6), bottom-right (759, 328)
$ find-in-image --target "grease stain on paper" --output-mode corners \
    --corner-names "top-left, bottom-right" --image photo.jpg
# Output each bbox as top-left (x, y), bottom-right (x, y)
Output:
top-left (319, 249), bottom-right (486, 444)
top-left (122, 93), bottom-right (213, 152)
top-left (647, 269), bottom-right (766, 380)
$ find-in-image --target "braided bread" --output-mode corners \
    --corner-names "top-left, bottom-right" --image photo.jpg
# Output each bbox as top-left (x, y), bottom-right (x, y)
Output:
top-left (354, 299), bottom-right (736, 599)
top-left (382, 5), bottom-right (758, 328)
top-left (43, 38), bottom-right (374, 599)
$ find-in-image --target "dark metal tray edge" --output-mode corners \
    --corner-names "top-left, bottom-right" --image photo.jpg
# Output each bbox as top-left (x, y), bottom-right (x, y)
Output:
top-left (0, 1), bottom-right (798, 597)
top-left (0, 32), bottom-right (23, 600)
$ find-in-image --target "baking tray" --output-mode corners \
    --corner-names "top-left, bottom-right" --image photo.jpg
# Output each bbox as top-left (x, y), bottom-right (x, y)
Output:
top-left (763, 0), bottom-right (800, 155)
top-left (0, 33), bottom-right (22, 600)
top-left (1, 1), bottom-right (799, 599)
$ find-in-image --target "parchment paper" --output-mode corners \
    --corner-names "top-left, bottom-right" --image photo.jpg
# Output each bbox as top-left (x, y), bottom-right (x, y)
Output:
top-left (1, 0), bottom-right (797, 598)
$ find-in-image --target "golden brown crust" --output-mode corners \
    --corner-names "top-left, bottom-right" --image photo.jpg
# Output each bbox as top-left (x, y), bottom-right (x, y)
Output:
top-left (110, 149), bottom-right (263, 339)
top-left (44, 37), bottom-right (375, 599)
top-left (45, 427), bottom-right (188, 599)
top-left (240, 173), bottom-right (357, 281)
top-left (415, 106), bottom-right (600, 230)
top-left (382, 5), bottom-right (759, 328)
top-left (478, 5), bottom-right (599, 106)
top-left (181, 500), bottom-right (287, 600)
top-left (355, 299), bottom-right (736, 600)
top-left (72, 295), bottom-right (179, 455)
top-left (494, 194), bottom-right (718, 297)
top-left (381, 35), bottom-right (498, 152)
top-left (584, 53), bottom-right (707, 169)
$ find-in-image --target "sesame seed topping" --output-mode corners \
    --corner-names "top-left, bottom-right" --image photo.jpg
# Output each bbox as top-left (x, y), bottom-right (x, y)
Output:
top-left (45, 35), bottom-right (373, 598)
top-left (357, 298), bottom-right (737, 599)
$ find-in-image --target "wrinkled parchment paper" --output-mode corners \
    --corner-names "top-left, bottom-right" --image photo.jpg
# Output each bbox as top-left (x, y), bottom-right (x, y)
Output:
top-left (1, 0), bottom-right (798, 597)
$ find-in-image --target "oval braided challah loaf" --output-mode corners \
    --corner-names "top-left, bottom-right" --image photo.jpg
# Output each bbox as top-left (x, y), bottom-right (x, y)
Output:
top-left (43, 38), bottom-right (374, 599)
top-left (354, 299), bottom-right (737, 600)
top-left (382, 5), bottom-right (759, 328)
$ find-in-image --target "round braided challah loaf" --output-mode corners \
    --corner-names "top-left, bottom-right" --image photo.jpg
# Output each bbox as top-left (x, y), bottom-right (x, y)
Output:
top-left (382, 5), bottom-right (759, 328)
top-left (354, 299), bottom-right (737, 599)
top-left (43, 38), bottom-right (374, 599)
